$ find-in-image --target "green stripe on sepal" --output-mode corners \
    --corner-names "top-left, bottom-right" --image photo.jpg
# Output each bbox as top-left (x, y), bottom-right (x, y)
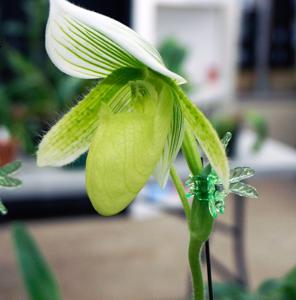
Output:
top-left (170, 82), bottom-right (229, 189)
top-left (46, 0), bottom-right (186, 83)
top-left (86, 83), bottom-right (173, 216)
top-left (230, 182), bottom-right (258, 198)
top-left (37, 67), bottom-right (144, 167)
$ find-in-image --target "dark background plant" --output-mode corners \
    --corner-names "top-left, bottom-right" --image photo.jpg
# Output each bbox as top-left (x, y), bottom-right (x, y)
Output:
top-left (211, 265), bottom-right (296, 300)
top-left (0, 0), bottom-right (94, 154)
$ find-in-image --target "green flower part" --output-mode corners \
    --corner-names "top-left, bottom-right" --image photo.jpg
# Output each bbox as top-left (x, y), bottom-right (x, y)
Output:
top-left (186, 133), bottom-right (258, 219)
top-left (37, 0), bottom-right (229, 216)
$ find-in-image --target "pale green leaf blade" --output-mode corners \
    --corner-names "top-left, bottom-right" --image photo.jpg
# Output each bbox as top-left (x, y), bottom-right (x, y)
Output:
top-left (230, 182), bottom-right (259, 198)
top-left (173, 84), bottom-right (229, 188)
top-left (12, 224), bottom-right (61, 300)
top-left (47, 0), bottom-right (186, 84)
top-left (154, 98), bottom-right (184, 187)
top-left (230, 167), bottom-right (256, 183)
top-left (0, 176), bottom-right (22, 188)
top-left (86, 84), bottom-right (173, 216)
top-left (0, 160), bottom-right (21, 177)
top-left (0, 200), bottom-right (7, 215)
top-left (37, 67), bottom-right (143, 167)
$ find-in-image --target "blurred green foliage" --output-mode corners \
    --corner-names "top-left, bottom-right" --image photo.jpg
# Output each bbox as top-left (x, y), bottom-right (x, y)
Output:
top-left (212, 111), bottom-right (268, 155)
top-left (12, 223), bottom-right (61, 300)
top-left (245, 111), bottom-right (268, 152)
top-left (158, 37), bottom-right (192, 93)
top-left (0, 0), bottom-right (94, 154)
top-left (0, 160), bottom-right (22, 215)
top-left (212, 265), bottom-right (296, 300)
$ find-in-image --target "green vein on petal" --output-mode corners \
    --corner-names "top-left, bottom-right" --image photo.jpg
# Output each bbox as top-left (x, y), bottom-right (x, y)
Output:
top-left (37, 67), bottom-right (144, 167)
top-left (86, 82), bottom-right (173, 216)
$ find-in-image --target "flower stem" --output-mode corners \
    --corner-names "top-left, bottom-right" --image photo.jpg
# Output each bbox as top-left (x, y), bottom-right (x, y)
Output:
top-left (189, 200), bottom-right (213, 300)
top-left (188, 236), bottom-right (204, 300)
top-left (182, 126), bottom-right (213, 300)
top-left (170, 166), bottom-right (191, 226)
top-left (182, 126), bottom-right (203, 175)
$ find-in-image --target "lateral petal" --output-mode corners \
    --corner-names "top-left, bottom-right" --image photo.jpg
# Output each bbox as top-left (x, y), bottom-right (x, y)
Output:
top-left (37, 68), bottom-right (143, 167)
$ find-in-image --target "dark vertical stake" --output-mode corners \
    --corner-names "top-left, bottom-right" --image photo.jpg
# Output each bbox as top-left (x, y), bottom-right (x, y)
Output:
top-left (234, 195), bottom-right (249, 288)
top-left (205, 240), bottom-right (213, 300)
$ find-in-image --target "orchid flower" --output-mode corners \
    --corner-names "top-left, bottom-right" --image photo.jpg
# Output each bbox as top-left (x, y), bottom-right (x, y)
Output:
top-left (37, 0), bottom-right (229, 216)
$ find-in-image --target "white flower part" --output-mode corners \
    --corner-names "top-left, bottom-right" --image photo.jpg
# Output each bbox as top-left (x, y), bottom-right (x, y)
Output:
top-left (46, 0), bottom-right (186, 84)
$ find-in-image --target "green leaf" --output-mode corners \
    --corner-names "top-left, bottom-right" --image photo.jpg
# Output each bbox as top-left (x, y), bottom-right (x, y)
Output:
top-left (230, 182), bottom-right (259, 198)
top-left (37, 67), bottom-right (144, 167)
top-left (257, 278), bottom-right (282, 299)
top-left (281, 266), bottom-right (296, 299)
top-left (0, 200), bottom-right (7, 215)
top-left (230, 167), bottom-right (256, 183)
top-left (12, 224), bottom-right (61, 300)
top-left (86, 82), bottom-right (173, 215)
top-left (171, 82), bottom-right (229, 188)
top-left (0, 176), bottom-right (22, 188)
top-left (0, 160), bottom-right (22, 177)
top-left (213, 282), bottom-right (251, 299)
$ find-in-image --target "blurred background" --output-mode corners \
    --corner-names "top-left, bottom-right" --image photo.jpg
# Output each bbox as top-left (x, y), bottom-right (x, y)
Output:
top-left (0, 0), bottom-right (296, 299)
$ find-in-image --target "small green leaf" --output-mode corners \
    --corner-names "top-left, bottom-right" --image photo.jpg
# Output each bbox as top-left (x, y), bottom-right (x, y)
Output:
top-left (230, 182), bottom-right (258, 198)
top-left (86, 82), bottom-right (173, 215)
top-left (0, 160), bottom-right (22, 177)
top-left (0, 200), bottom-right (7, 215)
top-left (230, 167), bottom-right (255, 183)
top-left (0, 176), bottom-right (22, 188)
top-left (12, 224), bottom-right (61, 300)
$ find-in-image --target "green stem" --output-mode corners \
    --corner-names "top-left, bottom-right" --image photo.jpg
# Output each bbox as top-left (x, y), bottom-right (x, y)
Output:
top-left (170, 166), bottom-right (190, 226)
top-left (188, 237), bottom-right (204, 300)
top-left (182, 126), bottom-right (213, 300)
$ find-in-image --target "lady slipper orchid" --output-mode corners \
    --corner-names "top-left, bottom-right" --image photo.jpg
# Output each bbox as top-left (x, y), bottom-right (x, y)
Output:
top-left (37, 0), bottom-right (229, 216)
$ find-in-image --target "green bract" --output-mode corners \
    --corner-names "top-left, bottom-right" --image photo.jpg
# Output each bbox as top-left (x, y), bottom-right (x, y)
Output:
top-left (37, 0), bottom-right (229, 215)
